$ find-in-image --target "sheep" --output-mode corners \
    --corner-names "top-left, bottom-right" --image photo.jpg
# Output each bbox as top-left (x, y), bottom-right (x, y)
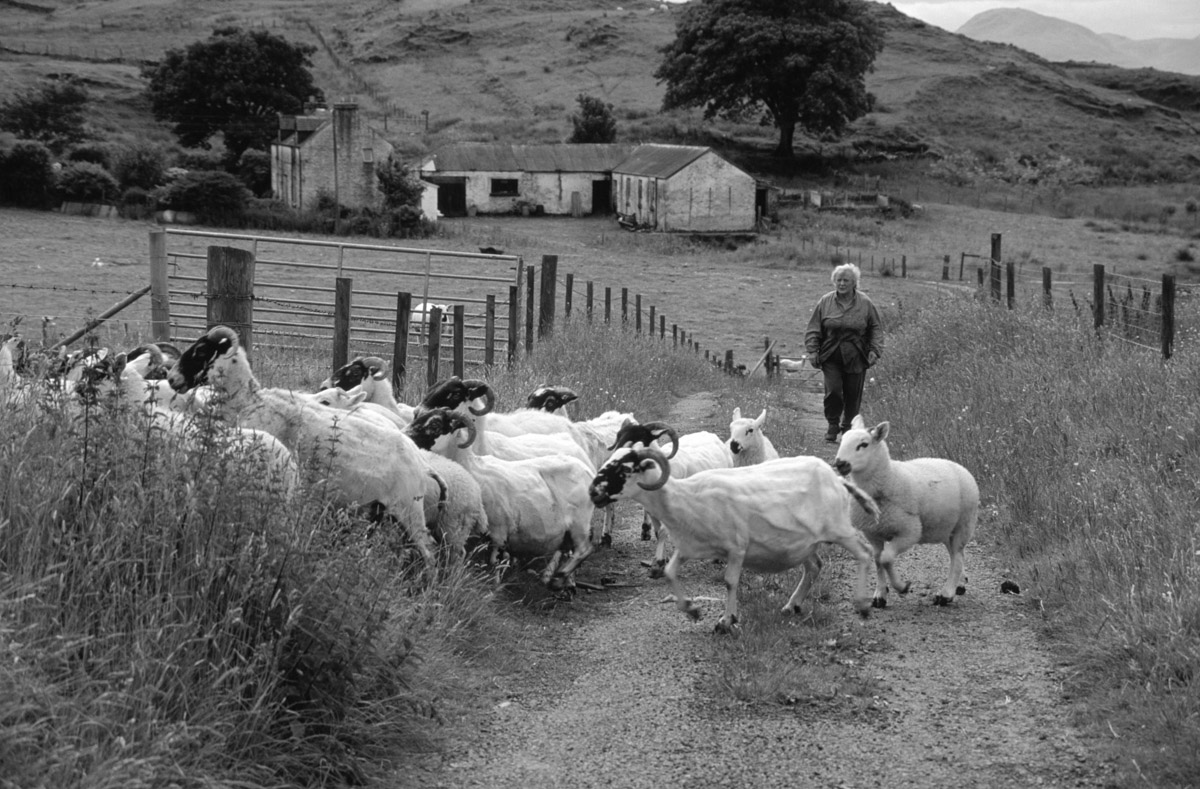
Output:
top-left (727, 407), bottom-right (780, 467)
top-left (833, 414), bottom-right (981, 608)
top-left (525, 385), bottom-right (579, 413)
top-left (74, 350), bottom-right (300, 501)
top-left (589, 446), bottom-right (879, 633)
top-left (607, 419), bottom-right (734, 575)
top-left (407, 406), bottom-right (598, 591)
top-left (411, 301), bottom-right (450, 344)
top-left (166, 325), bottom-right (438, 570)
top-left (0, 334), bottom-right (21, 390)
top-left (319, 355), bottom-right (415, 426)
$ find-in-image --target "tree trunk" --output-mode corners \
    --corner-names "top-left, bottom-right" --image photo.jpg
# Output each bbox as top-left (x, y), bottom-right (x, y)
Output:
top-left (774, 121), bottom-right (796, 158)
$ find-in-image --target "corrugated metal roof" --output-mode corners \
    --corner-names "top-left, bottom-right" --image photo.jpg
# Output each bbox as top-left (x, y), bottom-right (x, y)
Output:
top-left (612, 144), bottom-right (711, 178)
top-left (425, 143), bottom-right (636, 173)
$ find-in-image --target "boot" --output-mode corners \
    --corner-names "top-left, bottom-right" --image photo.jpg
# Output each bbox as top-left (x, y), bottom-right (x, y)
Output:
top-left (824, 423), bottom-right (840, 443)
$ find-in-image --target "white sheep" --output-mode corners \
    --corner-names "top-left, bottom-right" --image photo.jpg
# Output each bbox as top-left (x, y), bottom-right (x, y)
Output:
top-left (409, 406), bottom-right (597, 591)
top-left (727, 407), bottom-right (780, 467)
top-left (411, 301), bottom-right (450, 344)
top-left (833, 415), bottom-right (981, 607)
top-left (167, 325), bottom-right (437, 570)
top-left (607, 419), bottom-right (734, 575)
top-left (589, 446), bottom-right (879, 632)
top-left (0, 334), bottom-right (21, 390)
top-left (319, 355), bottom-right (415, 426)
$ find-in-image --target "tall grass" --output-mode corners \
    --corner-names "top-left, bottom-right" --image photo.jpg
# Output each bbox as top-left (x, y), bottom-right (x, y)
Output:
top-left (871, 293), bottom-right (1200, 787)
top-left (0, 314), bottom-right (721, 787)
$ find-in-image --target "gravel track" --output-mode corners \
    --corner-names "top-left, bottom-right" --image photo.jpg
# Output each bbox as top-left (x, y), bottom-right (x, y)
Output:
top-left (399, 391), bottom-right (1119, 789)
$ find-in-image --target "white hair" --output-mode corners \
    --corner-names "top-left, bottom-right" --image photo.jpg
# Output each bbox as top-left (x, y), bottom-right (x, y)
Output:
top-left (831, 263), bottom-right (861, 287)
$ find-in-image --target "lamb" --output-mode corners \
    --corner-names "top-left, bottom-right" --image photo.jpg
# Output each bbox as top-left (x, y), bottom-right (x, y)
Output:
top-left (607, 419), bottom-right (734, 575)
top-left (589, 446), bottom-right (879, 633)
top-left (167, 325), bottom-right (438, 570)
top-left (833, 414), bottom-right (981, 607)
top-left (407, 406), bottom-right (597, 591)
top-left (727, 407), bottom-right (780, 467)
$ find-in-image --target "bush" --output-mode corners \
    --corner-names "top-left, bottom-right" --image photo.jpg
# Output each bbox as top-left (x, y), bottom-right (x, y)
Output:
top-left (175, 148), bottom-right (226, 171)
top-left (119, 186), bottom-right (156, 219)
top-left (67, 142), bottom-right (112, 169)
top-left (56, 161), bottom-right (119, 204)
top-left (155, 170), bottom-right (251, 223)
top-left (112, 141), bottom-right (167, 191)
top-left (0, 139), bottom-right (57, 208)
top-left (237, 148), bottom-right (272, 197)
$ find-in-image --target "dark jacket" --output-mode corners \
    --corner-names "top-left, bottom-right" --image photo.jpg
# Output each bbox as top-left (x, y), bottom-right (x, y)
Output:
top-left (804, 289), bottom-right (883, 373)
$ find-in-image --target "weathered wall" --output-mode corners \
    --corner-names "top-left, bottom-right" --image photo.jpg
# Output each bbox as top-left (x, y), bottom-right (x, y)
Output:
top-left (660, 151), bottom-right (757, 232)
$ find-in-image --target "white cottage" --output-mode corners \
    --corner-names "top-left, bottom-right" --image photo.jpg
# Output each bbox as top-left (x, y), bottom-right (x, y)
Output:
top-left (418, 143), bottom-right (635, 217)
top-left (612, 144), bottom-right (758, 233)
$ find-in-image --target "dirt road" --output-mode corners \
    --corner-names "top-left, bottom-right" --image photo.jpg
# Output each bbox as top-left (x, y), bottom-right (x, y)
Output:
top-left (397, 389), bottom-right (1117, 789)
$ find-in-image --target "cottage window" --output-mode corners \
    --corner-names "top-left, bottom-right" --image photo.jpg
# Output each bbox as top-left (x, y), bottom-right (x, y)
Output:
top-left (362, 147), bottom-right (374, 163)
top-left (490, 178), bottom-right (519, 196)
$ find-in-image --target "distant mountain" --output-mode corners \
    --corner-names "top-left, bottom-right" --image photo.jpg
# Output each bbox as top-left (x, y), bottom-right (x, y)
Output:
top-left (958, 8), bottom-right (1200, 75)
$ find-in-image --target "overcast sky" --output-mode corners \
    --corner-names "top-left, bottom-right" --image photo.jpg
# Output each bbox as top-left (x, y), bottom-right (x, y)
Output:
top-left (871, 0), bottom-right (1200, 40)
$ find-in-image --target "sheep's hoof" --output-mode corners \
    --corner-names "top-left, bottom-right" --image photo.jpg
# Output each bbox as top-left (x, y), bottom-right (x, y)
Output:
top-left (872, 597), bottom-right (888, 609)
top-left (684, 602), bottom-right (702, 621)
top-left (956, 585), bottom-right (967, 596)
top-left (932, 594), bottom-right (952, 606)
top-left (640, 525), bottom-right (651, 541)
top-left (713, 618), bottom-right (739, 635)
top-left (899, 582), bottom-right (912, 595)
top-left (600, 534), bottom-right (612, 548)
top-left (648, 562), bottom-right (665, 579)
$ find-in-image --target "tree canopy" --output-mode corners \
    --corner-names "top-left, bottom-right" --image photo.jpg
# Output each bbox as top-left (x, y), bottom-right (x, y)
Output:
top-left (568, 94), bottom-right (617, 143)
top-left (142, 26), bottom-right (324, 166)
top-left (0, 78), bottom-right (89, 153)
top-left (654, 0), bottom-right (884, 158)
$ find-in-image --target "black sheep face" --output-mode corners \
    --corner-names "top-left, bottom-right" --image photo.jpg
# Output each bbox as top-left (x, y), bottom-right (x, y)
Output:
top-left (405, 410), bottom-right (450, 451)
top-left (526, 385), bottom-right (579, 412)
top-left (169, 332), bottom-right (233, 393)
top-left (329, 358), bottom-right (371, 390)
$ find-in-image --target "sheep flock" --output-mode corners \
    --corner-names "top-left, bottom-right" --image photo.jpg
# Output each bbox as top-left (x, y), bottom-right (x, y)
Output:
top-left (1, 322), bottom-right (981, 633)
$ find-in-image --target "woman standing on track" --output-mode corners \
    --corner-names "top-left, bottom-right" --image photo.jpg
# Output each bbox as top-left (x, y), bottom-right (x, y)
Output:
top-left (804, 263), bottom-right (883, 443)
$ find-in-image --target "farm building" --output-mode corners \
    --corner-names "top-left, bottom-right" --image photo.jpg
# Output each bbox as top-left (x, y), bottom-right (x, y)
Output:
top-left (270, 103), bottom-right (398, 213)
top-left (418, 143), bottom-right (635, 217)
top-left (612, 144), bottom-right (759, 233)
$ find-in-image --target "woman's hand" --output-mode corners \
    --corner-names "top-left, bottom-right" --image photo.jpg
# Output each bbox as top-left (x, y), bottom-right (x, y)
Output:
top-left (810, 356), bottom-right (821, 369)
top-left (867, 351), bottom-right (880, 366)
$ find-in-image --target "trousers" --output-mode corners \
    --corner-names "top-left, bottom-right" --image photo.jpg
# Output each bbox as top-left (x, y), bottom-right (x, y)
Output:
top-left (821, 362), bottom-right (866, 430)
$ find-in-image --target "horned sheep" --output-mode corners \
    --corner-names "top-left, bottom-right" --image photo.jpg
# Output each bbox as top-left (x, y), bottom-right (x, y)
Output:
top-left (833, 415), bottom-right (980, 608)
top-left (589, 446), bottom-right (879, 633)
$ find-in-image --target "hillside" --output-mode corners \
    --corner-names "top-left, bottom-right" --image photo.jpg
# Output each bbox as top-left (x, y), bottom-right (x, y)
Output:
top-left (958, 7), bottom-right (1200, 76)
top-left (2, 0), bottom-right (1200, 186)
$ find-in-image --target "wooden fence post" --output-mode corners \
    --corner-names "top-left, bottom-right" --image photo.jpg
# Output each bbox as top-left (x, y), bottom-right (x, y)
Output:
top-left (635, 294), bottom-right (642, 334)
top-left (1005, 262), bottom-right (1015, 310)
top-left (621, 287), bottom-right (629, 324)
top-left (1162, 273), bottom-right (1175, 359)
top-left (659, 314), bottom-right (665, 340)
top-left (538, 255), bottom-right (557, 338)
top-left (452, 304), bottom-right (465, 378)
top-left (604, 287), bottom-right (612, 324)
top-left (333, 277), bottom-right (352, 372)
top-left (1042, 267), bottom-right (1053, 308)
top-left (525, 266), bottom-right (535, 354)
top-left (942, 255), bottom-right (950, 281)
top-left (392, 291), bottom-right (411, 389)
top-left (507, 285), bottom-right (518, 365)
top-left (1093, 264), bottom-right (1105, 330)
top-left (649, 305), bottom-right (655, 337)
top-left (485, 295), bottom-right (496, 368)
top-left (989, 262), bottom-right (1001, 302)
top-left (149, 228), bottom-right (170, 342)
top-left (564, 272), bottom-right (573, 319)
top-left (672, 324), bottom-right (678, 348)
top-left (901, 255), bottom-right (907, 278)
top-left (206, 245), bottom-right (255, 354)
top-left (425, 307), bottom-right (442, 387)
top-left (724, 349), bottom-right (734, 373)
top-left (959, 252), bottom-right (966, 280)
top-left (586, 281), bottom-right (594, 322)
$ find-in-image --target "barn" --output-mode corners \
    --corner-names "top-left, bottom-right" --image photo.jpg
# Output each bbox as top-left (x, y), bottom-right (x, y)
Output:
top-left (612, 144), bottom-right (759, 233)
top-left (271, 103), bottom-right (397, 213)
top-left (418, 143), bottom-right (635, 217)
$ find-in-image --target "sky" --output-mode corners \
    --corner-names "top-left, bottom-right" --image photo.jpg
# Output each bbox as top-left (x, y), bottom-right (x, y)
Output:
top-left (869, 0), bottom-right (1200, 40)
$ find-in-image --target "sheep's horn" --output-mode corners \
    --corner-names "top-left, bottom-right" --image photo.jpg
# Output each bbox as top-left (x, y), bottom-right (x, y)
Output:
top-left (634, 447), bottom-right (671, 491)
top-left (641, 421), bottom-right (680, 459)
top-left (449, 411), bottom-right (477, 448)
top-left (129, 343), bottom-right (165, 365)
top-left (361, 356), bottom-right (388, 375)
top-left (462, 379), bottom-right (495, 416)
top-left (207, 325), bottom-right (240, 346)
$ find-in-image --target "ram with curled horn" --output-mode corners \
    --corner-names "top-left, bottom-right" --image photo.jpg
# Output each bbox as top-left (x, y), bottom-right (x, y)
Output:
top-left (589, 446), bottom-right (880, 634)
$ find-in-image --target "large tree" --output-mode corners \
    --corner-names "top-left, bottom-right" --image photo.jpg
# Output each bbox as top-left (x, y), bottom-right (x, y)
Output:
top-left (654, 0), bottom-right (884, 158)
top-left (142, 26), bottom-right (324, 166)
top-left (0, 78), bottom-right (89, 153)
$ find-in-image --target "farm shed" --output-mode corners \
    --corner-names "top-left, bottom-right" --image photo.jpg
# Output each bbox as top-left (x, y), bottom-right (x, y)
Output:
top-left (271, 103), bottom-right (398, 213)
top-left (418, 143), bottom-right (635, 218)
top-left (612, 144), bottom-right (758, 233)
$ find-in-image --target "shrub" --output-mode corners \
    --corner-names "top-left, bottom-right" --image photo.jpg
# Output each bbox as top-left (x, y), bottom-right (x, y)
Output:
top-left (155, 170), bottom-right (251, 223)
top-left (112, 141), bottom-right (167, 191)
top-left (0, 139), bottom-right (57, 208)
top-left (175, 147), bottom-right (226, 171)
top-left (119, 186), bottom-right (156, 219)
top-left (0, 78), bottom-right (89, 153)
top-left (66, 142), bottom-right (112, 169)
top-left (237, 148), bottom-right (272, 197)
top-left (56, 161), bottom-right (119, 204)
top-left (1176, 247), bottom-right (1195, 263)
